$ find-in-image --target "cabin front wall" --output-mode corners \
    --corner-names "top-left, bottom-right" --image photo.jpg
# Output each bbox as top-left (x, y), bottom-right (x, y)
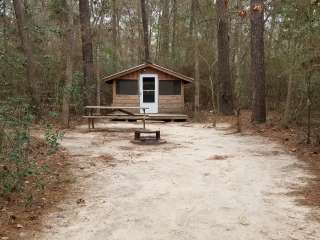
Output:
top-left (158, 81), bottom-right (184, 113)
top-left (112, 83), bottom-right (140, 112)
top-left (112, 68), bottom-right (186, 114)
top-left (112, 82), bottom-right (185, 113)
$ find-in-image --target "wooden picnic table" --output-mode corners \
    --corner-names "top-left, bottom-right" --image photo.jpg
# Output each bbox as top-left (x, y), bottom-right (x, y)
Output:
top-left (84, 106), bottom-right (149, 130)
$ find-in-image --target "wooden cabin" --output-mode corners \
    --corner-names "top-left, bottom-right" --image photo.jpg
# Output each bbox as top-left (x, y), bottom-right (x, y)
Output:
top-left (103, 63), bottom-right (193, 117)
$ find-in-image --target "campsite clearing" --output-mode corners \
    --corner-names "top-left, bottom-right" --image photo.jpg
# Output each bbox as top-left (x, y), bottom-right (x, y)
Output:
top-left (31, 122), bottom-right (320, 240)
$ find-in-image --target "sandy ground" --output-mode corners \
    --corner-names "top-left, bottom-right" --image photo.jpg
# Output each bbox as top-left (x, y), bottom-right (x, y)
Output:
top-left (31, 121), bottom-right (320, 240)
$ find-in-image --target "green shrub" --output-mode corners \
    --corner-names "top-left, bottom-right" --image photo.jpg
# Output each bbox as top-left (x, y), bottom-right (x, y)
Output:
top-left (45, 123), bottom-right (64, 154)
top-left (0, 97), bottom-right (34, 195)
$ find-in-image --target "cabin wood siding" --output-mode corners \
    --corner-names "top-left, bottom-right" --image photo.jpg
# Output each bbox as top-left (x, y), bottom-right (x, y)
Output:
top-left (159, 95), bottom-right (184, 113)
top-left (110, 67), bottom-right (187, 114)
top-left (112, 83), bottom-right (140, 112)
top-left (118, 67), bottom-right (177, 81)
top-left (159, 81), bottom-right (184, 113)
top-left (112, 95), bottom-right (184, 113)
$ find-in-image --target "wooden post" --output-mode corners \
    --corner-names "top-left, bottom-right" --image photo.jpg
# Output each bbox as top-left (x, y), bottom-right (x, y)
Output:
top-left (156, 131), bottom-right (160, 140)
top-left (143, 108), bottom-right (146, 129)
top-left (135, 131), bottom-right (140, 140)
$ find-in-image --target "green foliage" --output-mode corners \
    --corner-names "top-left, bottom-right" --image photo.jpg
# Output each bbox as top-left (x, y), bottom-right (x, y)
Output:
top-left (70, 71), bottom-right (85, 113)
top-left (42, 111), bottom-right (64, 154)
top-left (48, 0), bottom-right (68, 18)
top-left (45, 123), bottom-right (64, 154)
top-left (0, 99), bottom-right (65, 199)
top-left (0, 97), bottom-right (34, 194)
top-left (0, 0), bottom-right (319, 142)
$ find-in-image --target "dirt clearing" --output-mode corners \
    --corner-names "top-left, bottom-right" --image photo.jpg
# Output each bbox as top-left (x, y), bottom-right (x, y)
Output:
top-left (29, 122), bottom-right (320, 240)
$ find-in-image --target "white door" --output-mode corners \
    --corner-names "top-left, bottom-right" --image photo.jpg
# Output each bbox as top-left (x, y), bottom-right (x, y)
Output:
top-left (139, 74), bottom-right (158, 113)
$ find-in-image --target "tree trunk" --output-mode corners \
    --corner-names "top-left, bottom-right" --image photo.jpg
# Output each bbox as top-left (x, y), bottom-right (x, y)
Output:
top-left (283, 72), bottom-right (293, 126)
top-left (140, 0), bottom-right (150, 62)
top-left (96, 45), bottom-right (101, 114)
top-left (306, 72), bottom-right (312, 144)
top-left (283, 39), bottom-right (297, 126)
top-left (250, 0), bottom-right (266, 123)
top-left (186, 0), bottom-right (195, 65)
top-left (233, 0), bottom-right (243, 109)
top-left (209, 62), bottom-right (217, 112)
top-left (137, 1), bottom-right (144, 63)
top-left (159, 0), bottom-right (169, 64)
top-left (189, 0), bottom-right (194, 40)
top-left (155, 18), bottom-right (161, 62)
top-left (192, 0), bottom-right (200, 112)
top-left (2, 0), bottom-right (8, 97)
top-left (111, 0), bottom-right (118, 72)
top-left (79, 0), bottom-right (95, 105)
top-left (216, 0), bottom-right (233, 115)
top-left (194, 42), bottom-right (200, 112)
top-left (171, 0), bottom-right (177, 63)
top-left (62, 2), bottom-right (74, 128)
top-left (2, 0), bottom-right (7, 55)
top-left (12, 0), bottom-right (38, 110)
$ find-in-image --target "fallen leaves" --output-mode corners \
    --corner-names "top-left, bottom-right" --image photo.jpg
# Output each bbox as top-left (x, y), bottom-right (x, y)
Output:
top-left (291, 148), bottom-right (297, 153)
top-left (207, 155), bottom-right (230, 160)
top-left (76, 198), bottom-right (86, 205)
top-left (94, 155), bottom-right (114, 163)
top-left (252, 3), bottom-right (264, 12)
top-left (0, 137), bottom-right (72, 240)
top-left (16, 224), bottom-right (23, 229)
top-left (238, 216), bottom-right (250, 226)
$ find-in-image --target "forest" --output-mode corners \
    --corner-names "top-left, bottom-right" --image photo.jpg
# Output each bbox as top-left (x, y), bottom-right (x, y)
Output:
top-left (0, 0), bottom-right (320, 238)
top-left (0, 0), bottom-right (319, 124)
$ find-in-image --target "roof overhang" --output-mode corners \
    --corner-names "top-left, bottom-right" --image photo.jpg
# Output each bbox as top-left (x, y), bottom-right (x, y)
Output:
top-left (103, 63), bottom-right (193, 83)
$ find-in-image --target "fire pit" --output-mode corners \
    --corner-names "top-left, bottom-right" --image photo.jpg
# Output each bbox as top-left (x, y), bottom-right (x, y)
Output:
top-left (131, 129), bottom-right (166, 145)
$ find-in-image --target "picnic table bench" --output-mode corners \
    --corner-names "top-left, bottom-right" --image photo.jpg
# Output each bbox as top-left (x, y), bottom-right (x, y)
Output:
top-left (83, 106), bottom-right (149, 130)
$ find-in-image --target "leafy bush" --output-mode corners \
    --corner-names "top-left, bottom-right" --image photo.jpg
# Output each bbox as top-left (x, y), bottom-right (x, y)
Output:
top-left (0, 99), bottom-right (65, 199)
top-left (45, 123), bottom-right (64, 154)
top-left (0, 97), bottom-right (34, 194)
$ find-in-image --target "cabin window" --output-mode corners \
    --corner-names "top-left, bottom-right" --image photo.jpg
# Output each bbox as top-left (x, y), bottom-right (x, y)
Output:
top-left (159, 80), bottom-right (181, 95)
top-left (116, 80), bottom-right (138, 95)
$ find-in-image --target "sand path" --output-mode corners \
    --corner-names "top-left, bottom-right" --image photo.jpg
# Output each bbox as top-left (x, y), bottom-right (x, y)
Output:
top-left (34, 122), bottom-right (320, 240)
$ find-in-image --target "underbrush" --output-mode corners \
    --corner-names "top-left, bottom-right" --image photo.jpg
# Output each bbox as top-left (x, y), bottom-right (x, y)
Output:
top-left (0, 97), bottom-right (35, 196)
top-left (0, 98), bottom-right (65, 197)
top-left (0, 98), bottom-right (69, 239)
